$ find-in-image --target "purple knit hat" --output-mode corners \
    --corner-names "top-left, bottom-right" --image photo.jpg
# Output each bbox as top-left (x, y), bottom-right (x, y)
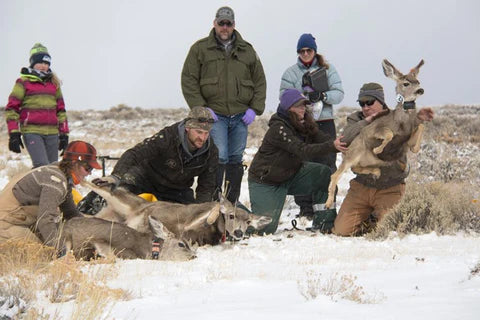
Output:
top-left (277, 89), bottom-right (308, 117)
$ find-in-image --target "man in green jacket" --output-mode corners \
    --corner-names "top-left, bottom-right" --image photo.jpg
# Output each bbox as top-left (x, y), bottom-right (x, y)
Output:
top-left (181, 6), bottom-right (266, 205)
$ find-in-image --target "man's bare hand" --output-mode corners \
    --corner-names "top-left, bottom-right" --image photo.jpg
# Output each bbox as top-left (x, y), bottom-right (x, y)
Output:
top-left (334, 136), bottom-right (348, 153)
top-left (417, 107), bottom-right (434, 122)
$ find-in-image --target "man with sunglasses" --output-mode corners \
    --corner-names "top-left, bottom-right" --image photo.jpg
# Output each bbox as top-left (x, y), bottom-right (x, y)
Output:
top-left (91, 107), bottom-right (218, 205)
top-left (181, 6), bottom-right (266, 205)
top-left (333, 82), bottom-right (432, 236)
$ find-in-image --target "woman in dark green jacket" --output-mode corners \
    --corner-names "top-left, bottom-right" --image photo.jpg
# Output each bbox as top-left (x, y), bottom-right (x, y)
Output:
top-left (248, 89), bottom-right (346, 234)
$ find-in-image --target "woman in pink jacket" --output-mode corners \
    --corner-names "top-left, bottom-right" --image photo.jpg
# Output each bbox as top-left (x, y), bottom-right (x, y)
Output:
top-left (5, 43), bottom-right (69, 168)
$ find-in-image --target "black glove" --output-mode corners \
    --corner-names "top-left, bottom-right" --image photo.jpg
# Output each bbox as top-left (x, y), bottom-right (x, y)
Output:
top-left (8, 132), bottom-right (24, 153)
top-left (58, 134), bottom-right (69, 152)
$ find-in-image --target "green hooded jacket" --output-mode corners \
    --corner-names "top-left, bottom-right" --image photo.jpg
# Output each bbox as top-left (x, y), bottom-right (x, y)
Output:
top-left (181, 29), bottom-right (266, 116)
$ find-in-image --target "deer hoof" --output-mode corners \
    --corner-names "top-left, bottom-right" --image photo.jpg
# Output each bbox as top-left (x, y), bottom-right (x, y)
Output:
top-left (411, 145), bottom-right (421, 153)
top-left (373, 146), bottom-right (384, 154)
top-left (325, 198), bottom-right (333, 209)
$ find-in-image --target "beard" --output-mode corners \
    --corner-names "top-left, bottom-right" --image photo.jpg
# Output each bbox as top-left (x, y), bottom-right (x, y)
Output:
top-left (288, 110), bottom-right (319, 137)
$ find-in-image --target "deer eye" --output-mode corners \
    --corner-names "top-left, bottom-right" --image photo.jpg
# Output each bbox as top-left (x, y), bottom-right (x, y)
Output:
top-left (178, 242), bottom-right (186, 248)
top-left (229, 215), bottom-right (235, 219)
top-left (403, 82), bottom-right (410, 87)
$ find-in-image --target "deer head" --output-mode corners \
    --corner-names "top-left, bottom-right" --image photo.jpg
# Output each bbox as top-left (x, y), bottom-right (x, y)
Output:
top-left (382, 59), bottom-right (425, 103)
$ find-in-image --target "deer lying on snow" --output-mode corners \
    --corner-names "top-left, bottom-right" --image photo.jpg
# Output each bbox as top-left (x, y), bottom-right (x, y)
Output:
top-left (63, 215), bottom-right (196, 261)
top-left (81, 181), bottom-right (272, 246)
top-left (325, 59), bottom-right (434, 209)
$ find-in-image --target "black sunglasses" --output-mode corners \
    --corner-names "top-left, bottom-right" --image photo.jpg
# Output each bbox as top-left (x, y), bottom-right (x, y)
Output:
top-left (187, 117), bottom-right (215, 124)
top-left (359, 100), bottom-right (376, 107)
top-left (218, 20), bottom-right (233, 27)
top-left (81, 162), bottom-right (93, 173)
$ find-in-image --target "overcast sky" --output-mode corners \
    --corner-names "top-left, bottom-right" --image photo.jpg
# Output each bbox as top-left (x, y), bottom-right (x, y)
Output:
top-left (1, 0), bottom-right (479, 112)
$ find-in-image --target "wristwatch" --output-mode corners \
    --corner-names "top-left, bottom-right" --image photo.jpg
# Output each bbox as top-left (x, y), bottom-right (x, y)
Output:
top-left (321, 92), bottom-right (327, 102)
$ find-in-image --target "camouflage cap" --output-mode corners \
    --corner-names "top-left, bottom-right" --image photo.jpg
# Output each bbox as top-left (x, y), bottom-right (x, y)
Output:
top-left (358, 82), bottom-right (385, 106)
top-left (215, 6), bottom-right (235, 23)
top-left (185, 106), bottom-right (214, 131)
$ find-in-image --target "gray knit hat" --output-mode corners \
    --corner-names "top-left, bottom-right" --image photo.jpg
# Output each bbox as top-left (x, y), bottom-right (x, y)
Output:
top-left (185, 106), bottom-right (214, 131)
top-left (357, 82), bottom-right (386, 106)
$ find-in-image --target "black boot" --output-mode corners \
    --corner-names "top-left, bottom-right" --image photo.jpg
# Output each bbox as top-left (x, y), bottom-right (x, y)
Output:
top-left (213, 164), bottom-right (226, 201)
top-left (311, 208), bottom-right (337, 234)
top-left (225, 163), bottom-right (244, 204)
top-left (294, 194), bottom-right (314, 220)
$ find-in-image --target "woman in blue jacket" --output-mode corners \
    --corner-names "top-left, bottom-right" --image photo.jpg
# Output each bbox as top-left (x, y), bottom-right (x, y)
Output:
top-left (280, 33), bottom-right (344, 219)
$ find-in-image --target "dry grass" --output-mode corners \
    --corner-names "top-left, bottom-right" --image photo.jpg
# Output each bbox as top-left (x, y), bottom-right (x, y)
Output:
top-left (297, 270), bottom-right (384, 303)
top-left (469, 261), bottom-right (480, 280)
top-left (0, 240), bottom-right (130, 319)
top-left (368, 181), bottom-right (480, 239)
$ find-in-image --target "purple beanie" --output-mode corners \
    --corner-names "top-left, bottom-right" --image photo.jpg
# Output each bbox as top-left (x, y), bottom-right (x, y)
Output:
top-left (297, 33), bottom-right (317, 53)
top-left (277, 89), bottom-right (308, 117)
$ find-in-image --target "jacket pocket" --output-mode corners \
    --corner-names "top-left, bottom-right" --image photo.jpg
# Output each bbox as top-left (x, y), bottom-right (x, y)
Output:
top-left (200, 77), bottom-right (219, 100)
top-left (236, 79), bottom-right (254, 104)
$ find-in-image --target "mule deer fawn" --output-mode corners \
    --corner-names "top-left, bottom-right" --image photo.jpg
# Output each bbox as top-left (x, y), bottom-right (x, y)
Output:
top-left (63, 215), bottom-right (196, 261)
top-left (325, 59), bottom-right (433, 209)
top-left (81, 181), bottom-right (272, 246)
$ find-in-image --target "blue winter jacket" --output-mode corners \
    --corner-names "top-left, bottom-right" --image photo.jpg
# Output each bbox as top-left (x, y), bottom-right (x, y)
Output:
top-left (280, 58), bottom-right (344, 120)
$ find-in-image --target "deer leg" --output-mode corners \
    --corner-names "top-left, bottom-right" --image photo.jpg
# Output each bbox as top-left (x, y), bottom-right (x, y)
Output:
top-left (408, 123), bottom-right (425, 153)
top-left (372, 128), bottom-right (394, 154)
top-left (351, 166), bottom-right (381, 178)
top-left (326, 156), bottom-right (357, 209)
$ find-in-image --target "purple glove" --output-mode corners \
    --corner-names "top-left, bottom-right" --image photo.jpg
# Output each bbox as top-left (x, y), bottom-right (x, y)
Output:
top-left (302, 85), bottom-right (315, 93)
top-left (242, 108), bottom-right (256, 125)
top-left (206, 107), bottom-right (218, 122)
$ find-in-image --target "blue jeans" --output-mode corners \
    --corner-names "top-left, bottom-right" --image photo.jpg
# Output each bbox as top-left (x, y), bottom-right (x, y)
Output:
top-left (210, 113), bottom-right (247, 164)
top-left (23, 133), bottom-right (59, 168)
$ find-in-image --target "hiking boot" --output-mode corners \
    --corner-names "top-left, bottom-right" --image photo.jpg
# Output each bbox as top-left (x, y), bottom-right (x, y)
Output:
top-left (296, 206), bottom-right (314, 221)
top-left (225, 163), bottom-right (244, 204)
top-left (311, 208), bottom-right (337, 234)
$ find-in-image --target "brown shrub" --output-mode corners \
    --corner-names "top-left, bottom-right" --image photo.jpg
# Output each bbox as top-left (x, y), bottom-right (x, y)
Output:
top-left (368, 181), bottom-right (480, 239)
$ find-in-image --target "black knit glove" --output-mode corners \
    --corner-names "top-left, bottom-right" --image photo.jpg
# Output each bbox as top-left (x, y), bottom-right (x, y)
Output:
top-left (58, 134), bottom-right (69, 152)
top-left (8, 132), bottom-right (24, 153)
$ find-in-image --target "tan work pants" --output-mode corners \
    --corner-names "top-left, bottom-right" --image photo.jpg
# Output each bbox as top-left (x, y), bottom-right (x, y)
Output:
top-left (333, 180), bottom-right (405, 236)
top-left (0, 173), bottom-right (41, 244)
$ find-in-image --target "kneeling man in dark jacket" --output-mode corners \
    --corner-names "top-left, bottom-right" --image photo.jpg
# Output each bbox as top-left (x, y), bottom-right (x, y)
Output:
top-left (94, 106), bottom-right (218, 205)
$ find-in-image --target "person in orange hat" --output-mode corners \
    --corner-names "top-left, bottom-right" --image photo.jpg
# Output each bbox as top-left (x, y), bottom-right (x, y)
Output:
top-left (0, 141), bottom-right (101, 251)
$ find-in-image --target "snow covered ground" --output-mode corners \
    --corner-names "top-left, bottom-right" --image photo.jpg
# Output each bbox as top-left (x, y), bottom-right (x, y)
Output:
top-left (2, 151), bottom-right (479, 319)
top-left (1, 109), bottom-right (479, 319)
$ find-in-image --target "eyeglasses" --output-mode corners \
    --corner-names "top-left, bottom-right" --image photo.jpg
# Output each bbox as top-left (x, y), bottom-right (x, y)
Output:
top-left (298, 48), bottom-right (314, 55)
top-left (218, 20), bottom-right (233, 27)
top-left (359, 100), bottom-right (376, 107)
top-left (81, 162), bottom-right (93, 173)
top-left (187, 117), bottom-right (215, 124)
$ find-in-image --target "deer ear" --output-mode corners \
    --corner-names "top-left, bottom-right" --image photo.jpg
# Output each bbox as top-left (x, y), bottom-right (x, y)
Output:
top-left (206, 202), bottom-right (221, 225)
top-left (184, 202), bottom-right (221, 230)
top-left (410, 59), bottom-right (425, 77)
top-left (248, 214), bottom-right (273, 230)
top-left (148, 215), bottom-right (168, 240)
top-left (382, 59), bottom-right (403, 80)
